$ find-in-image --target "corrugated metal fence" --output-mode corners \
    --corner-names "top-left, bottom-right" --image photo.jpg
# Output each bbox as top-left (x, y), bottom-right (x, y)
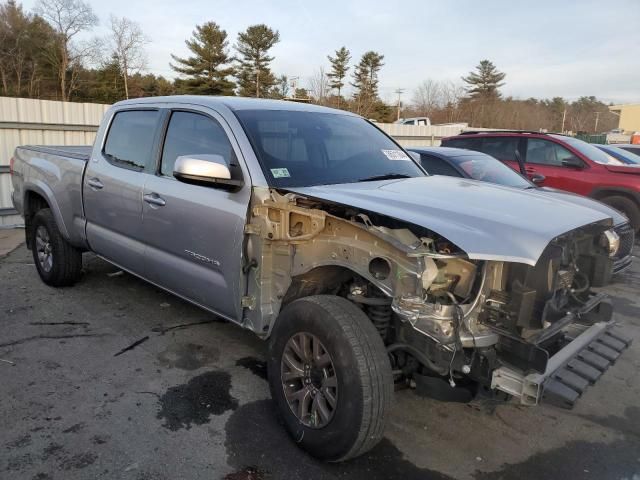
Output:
top-left (0, 97), bottom-right (469, 226)
top-left (0, 97), bottom-right (110, 226)
top-left (375, 123), bottom-right (466, 147)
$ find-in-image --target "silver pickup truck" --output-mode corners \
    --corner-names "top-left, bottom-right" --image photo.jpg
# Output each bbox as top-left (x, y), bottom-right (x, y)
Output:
top-left (10, 96), bottom-right (631, 461)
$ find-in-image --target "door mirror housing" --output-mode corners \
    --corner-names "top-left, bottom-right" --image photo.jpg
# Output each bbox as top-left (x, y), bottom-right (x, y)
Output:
top-left (173, 154), bottom-right (243, 190)
top-left (530, 173), bottom-right (546, 184)
top-left (561, 156), bottom-right (584, 169)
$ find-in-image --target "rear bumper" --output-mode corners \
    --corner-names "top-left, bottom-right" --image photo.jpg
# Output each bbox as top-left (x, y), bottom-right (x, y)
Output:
top-left (491, 322), bottom-right (632, 408)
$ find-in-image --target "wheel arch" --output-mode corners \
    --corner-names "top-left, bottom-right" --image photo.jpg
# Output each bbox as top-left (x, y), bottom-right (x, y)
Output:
top-left (590, 186), bottom-right (640, 207)
top-left (265, 264), bottom-right (389, 339)
top-left (23, 188), bottom-right (53, 249)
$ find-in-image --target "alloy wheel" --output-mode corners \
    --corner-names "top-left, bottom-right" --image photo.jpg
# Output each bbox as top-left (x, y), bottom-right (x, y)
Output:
top-left (281, 332), bottom-right (338, 428)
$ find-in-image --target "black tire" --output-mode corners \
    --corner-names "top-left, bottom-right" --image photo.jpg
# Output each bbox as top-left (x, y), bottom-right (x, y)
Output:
top-left (267, 295), bottom-right (393, 462)
top-left (602, 195), bottom-right (640, 232)
top-left (30, 208), bottom-right (82, 286)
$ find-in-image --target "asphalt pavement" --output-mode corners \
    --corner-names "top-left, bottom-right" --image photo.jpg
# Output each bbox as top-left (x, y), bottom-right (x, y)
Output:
top-left (1, 236), bottom-right (639, 480)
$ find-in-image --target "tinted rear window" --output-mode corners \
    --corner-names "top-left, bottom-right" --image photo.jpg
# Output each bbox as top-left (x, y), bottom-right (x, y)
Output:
top-left (104, 110), bottom-right (159, 170)
top-left (620, 146), bottom-right (640, 157)
top-left (441, 137), bottom-right (482, 151)
top-left (597, 145), bottom-right (640, 165)
top-left (450, 153), bottom-right (531, 188)
top-left (419, 154), bottom-right (462, 177)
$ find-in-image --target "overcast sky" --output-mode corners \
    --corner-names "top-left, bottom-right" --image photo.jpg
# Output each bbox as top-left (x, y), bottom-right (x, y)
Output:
top-left (22, 0), bottom-right (640, 104)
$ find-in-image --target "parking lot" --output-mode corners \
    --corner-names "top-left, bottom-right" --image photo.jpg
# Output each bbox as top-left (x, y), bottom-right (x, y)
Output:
top-left (1, 238), bottom-right (639, 480)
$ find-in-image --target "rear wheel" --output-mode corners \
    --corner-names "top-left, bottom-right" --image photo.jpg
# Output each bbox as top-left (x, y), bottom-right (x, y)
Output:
top-left (601, 195), bottom-right (640, 232)
top-left (31, 208), bottom-right (82, 286)
top-left (268, 295), bottom-right (393, 461)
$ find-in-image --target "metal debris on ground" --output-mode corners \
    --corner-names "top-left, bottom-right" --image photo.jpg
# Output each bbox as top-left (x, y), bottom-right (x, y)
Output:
top-left (151, 319), bottom-right (222, 335)
top-left (113, 336), bottom-right (150, 357)
top-left (30, 321), bottom-right (90, 326)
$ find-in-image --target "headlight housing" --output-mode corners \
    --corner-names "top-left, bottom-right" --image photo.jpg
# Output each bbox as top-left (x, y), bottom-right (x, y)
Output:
top-left (602, 229), bottom-right (620, 257)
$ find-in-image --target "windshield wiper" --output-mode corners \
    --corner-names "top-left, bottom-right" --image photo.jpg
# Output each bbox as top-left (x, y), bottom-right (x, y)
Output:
top-left (356, 173), bottom-right (413, 183)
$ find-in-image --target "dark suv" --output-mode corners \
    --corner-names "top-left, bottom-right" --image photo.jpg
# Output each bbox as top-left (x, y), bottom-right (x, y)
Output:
top-left (442, 131), bottom-right (640, 232)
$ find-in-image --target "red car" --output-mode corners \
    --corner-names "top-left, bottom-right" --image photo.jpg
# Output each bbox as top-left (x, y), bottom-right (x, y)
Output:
top-left (442, 131), bottom-right (640, 232)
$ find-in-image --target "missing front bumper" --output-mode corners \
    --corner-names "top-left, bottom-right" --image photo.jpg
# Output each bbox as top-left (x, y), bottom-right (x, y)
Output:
top-left (491, 322), bottom-right (632, 408)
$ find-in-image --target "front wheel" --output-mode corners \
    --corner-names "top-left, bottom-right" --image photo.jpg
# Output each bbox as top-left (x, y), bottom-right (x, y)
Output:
top-left (267, 295), bottom-right (393, 462)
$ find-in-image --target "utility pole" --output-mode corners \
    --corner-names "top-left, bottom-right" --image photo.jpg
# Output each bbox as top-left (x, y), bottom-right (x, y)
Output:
top-left (395, 88), bottom-right (405, 121)
top-left (594, 111), bottom-right (601, 133)
top-left (290, 76), bottom-right (299, 98)
top-left (561, 108), bottom-right (567, 133)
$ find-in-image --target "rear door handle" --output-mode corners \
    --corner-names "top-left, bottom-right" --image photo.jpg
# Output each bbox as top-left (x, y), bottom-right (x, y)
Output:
top-left (87, 178), bottom-right (104, 190)
top-left (143, 193), bottom-right (166, 207)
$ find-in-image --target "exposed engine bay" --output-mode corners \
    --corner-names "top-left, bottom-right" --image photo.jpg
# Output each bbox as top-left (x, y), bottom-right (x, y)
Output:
top-left (243, 187), bottom-right (627, 407)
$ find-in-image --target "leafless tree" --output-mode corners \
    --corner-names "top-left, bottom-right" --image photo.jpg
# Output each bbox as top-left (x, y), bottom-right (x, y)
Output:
top-left (308, 66), bottom-right (331, 105)
top-left (35, 0), bottom-right (98, 100)
top-left (440, 81), bottom-right (466, 122)
top-left (108, 15), bottom-right (147, 99)
top-left (412, 79), bottom-right (442, 118)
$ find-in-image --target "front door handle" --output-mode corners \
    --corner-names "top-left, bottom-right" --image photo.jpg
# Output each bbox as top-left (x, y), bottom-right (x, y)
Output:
top-left (143, 193), bottom-right (166, 207)
top-left (87, 178), bottom-right (104, 190)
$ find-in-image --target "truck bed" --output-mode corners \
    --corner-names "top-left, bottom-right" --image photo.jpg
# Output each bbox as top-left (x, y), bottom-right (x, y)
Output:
top-left (12, 144), bottom-right (92, 248)
top-left (19, 145), bottom-right (92, 162)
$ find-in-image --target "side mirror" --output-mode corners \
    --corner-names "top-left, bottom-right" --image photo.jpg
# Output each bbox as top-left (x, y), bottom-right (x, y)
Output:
top-left (530, 173), bottom-right (546, 185)
top-left (173, 154), bottom-right (243, 190)
top-left (561, 156), bottom-right (584, 169)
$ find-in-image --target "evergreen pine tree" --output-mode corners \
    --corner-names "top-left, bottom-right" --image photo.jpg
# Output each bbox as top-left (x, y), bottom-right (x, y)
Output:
top-left (170, 21), bottom-right (236, 95)
top-left (462, 60), bottom-right (506, 99)
top-left (234, 24), bottom-right (280, 97)
top-left (327, 46), bottom-right (350, 100)
top-left (351, 51), bottom-right (384, 115)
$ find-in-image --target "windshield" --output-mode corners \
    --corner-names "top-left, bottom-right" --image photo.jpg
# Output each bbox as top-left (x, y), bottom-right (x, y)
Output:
top-left (450, 153), bottom-right (532, 188)
top-left (551, 135), bottom-right (623, 165)
top-left (235, 110), bottom-right (425, 187)
top-left (598, 145), bottom-right (640, 165)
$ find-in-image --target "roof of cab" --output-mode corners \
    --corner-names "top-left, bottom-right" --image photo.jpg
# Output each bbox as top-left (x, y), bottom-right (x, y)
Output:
top-left (112, 95), bottom-right (358, 116)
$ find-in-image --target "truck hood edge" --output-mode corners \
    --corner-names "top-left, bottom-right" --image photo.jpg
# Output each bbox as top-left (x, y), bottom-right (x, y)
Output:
top-left (287, 176), bottom-right (612, 266)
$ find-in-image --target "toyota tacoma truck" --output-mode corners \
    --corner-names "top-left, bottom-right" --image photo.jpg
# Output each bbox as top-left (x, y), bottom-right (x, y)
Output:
top-left (10, 97), bottom-right (632, 461)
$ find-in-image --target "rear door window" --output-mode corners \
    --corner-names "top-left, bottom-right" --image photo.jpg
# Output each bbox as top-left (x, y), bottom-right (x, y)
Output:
top-left (480, 137), bottom-right (519, 161)
top-left (104, 110), bottom-right (159, 170)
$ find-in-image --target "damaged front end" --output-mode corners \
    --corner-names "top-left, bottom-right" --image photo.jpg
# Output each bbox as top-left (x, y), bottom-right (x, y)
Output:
top-left (243, 187), bottom-right (631, 409)
top-left (392, 222), bottom-right (631, 408)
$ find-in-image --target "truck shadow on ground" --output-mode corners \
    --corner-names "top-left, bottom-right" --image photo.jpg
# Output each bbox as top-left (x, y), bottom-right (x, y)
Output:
top-left (222, 398), bottom-right (640, 480)
top-left (224, 399), bottom-right (454, 480)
